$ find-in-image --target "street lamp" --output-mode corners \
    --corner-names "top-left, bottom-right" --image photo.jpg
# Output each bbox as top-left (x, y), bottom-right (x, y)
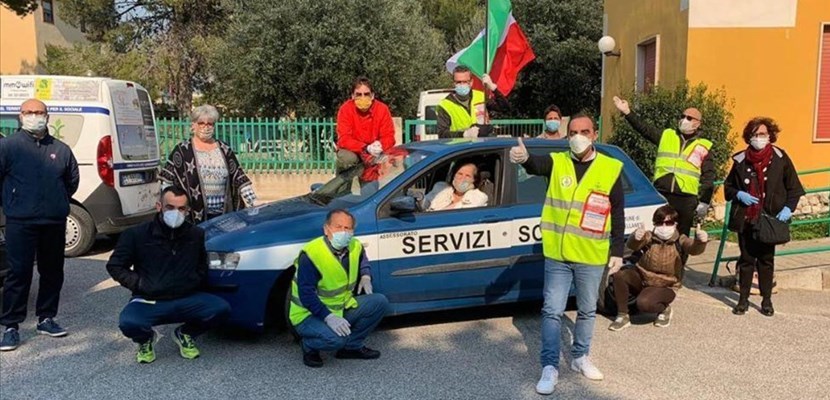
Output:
top-left (598, 36), bottom-right (621, 57)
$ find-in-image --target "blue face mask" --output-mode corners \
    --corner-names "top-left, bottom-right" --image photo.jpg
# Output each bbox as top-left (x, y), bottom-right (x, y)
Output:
top-left (455, 84), bottom-right (471, 97)
top-left (330, 230), bottom-right (353, 250)
top-left (545, 120), bottom-right (561, 133)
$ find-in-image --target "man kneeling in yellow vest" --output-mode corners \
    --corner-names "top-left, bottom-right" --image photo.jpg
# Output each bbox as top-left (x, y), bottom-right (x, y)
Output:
top-left (290, 209), bottom-right (390, 368)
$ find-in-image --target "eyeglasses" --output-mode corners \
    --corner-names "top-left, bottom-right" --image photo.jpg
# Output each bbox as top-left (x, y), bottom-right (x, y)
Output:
top-left (453, 80), bottom-right (471, 85)
top-left (195, 121), bottom-right (215, 127)
top-left (679, 114), bottom-right (699, 122)
top-left (353, 92), bottom-right (373, 98)
top-left (654, 220), bottom-right (677, 227)
top-left (21, 110), bottom-right (47, 116)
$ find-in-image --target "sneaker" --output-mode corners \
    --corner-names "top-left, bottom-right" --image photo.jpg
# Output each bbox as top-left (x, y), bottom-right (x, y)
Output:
top-left (0, 328), bottom-right (20, 351)
top-left (570, 355), bottom-right (604, 380)
top-left (136, 333), bottom-right (156, 364)
top-left (334, 346), bottom-right (381, 360)
top-left (654, 306), bottom-right (672, 328)
top-left (535, 365), bottom-right (558, 395)
top-left (608, 313), bottom-right (630, 331)
top-left (173, 327), bottom-right (200, 359)
top-left (36, 318), bottom-right (68, 337)
top-left (303, 349), bottom-right (324, 368)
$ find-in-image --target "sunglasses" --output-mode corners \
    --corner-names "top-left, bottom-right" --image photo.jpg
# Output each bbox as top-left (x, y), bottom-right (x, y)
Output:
top-left (654, 220), bottom-right (677, 227)
top-left (679, 114), bottom-right (699, 122)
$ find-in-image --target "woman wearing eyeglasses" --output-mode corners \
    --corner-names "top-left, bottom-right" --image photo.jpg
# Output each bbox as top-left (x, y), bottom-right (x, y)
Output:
top-left (160, 104), bottom-right (257, 223)
top-left (724, 117), bottom-right (804, 316)
top-left (607, 205), bottom-right (709, 331)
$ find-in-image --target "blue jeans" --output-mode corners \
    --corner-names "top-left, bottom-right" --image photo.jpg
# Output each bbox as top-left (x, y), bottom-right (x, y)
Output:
top-left (118, 292), bottom-right (231, 344)
top-left (295, 294), bottom-right (389, 352)
top-left (540, 258), bottom-right (604, 369)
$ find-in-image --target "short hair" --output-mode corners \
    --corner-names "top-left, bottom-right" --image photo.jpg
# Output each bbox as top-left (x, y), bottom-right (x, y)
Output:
top-left (191, 104), bottom-right (220, 123)
top-left (160, 186), bottom-right (188, 203)
top-left (325, 209), bottom-right (356, 227)
top-left (453, 65), bottom-right (471, 75)
top-left (566, 112), bottom-right (597, 132)
top-left (351, 76), bottom-right (374, 94)
top-left (543, 104), bottom-right (561, 119)
top-left (742, 117), bottom-right (780, 144)
top-left (453, 162), bottom-right (482, 188)
top-left (652, 205), bottom-right (679, 225)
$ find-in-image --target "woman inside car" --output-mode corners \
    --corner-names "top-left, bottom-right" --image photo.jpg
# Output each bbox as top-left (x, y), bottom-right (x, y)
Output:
top-left (424, 163), bottom-right (488, 211)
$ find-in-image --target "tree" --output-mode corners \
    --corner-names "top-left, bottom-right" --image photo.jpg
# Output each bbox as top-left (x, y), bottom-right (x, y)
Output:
top-left (1, 0), bottom-right (38, 16)
top-left (209, 0), bottom-right (449, 117)
top-left (422, 0), bottom-right (482, 52)
top-left (608, 81), bottom-right (737, 179)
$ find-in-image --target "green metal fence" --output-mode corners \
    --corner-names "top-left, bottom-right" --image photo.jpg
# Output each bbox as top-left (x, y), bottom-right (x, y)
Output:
top-left (403, 119), bottom-right (545, 142)
top-left (708, 167), bottom-right (830, 286)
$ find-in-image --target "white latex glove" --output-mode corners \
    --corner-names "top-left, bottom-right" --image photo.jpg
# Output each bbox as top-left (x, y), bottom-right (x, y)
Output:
top-left (696, 202), bottom-right (709, 220)
top-left (324, 314), bottom-right (351, 337)
top-left (367, 141), bottom-right (383, 157)
top-left (695, 223), bottom-right (709, 243)
top-left (482, 74), bottom-right (497, 91)
top-left (357, 275), bottom-right (373, 295)
top-left (462, 126), bottom-right (480, 138)
top-left (607, 256), bottom-right (623, 276)
top-left (633, 227), bottom-right (646, 241)
top-left (509, 137), bottom-right (529, 164)
top-left (613, 96), bottom-right (631, 115)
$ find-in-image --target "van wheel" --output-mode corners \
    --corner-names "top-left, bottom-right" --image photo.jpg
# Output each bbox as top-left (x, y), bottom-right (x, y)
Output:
top-left (65, 204), bottom-right (96, 258)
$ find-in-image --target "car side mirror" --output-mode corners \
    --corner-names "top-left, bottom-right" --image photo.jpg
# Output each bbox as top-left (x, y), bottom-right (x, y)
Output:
top-left (390, 195), bottom-right (417, 214)
top-left (310, 183), bottom-right (324, 192)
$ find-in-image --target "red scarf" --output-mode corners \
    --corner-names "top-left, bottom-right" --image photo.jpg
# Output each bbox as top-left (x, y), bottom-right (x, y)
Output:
top-left (744, 145), bottom-right (773, 221)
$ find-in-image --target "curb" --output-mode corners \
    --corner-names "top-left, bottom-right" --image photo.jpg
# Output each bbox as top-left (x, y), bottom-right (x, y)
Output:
top-left (711, 265), bottom-right (830, 292)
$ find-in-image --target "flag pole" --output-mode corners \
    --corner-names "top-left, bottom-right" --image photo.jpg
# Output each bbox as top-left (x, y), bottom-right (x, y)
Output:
top-left (483, 0), bottom-right (490, 124)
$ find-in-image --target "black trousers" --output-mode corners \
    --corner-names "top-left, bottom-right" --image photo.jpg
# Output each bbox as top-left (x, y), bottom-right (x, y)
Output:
top-left (660, 191), bottom-right (698, 237)
top-left (1, 222), bottom-right (66, 328)
top-left (613, 268), bottom-right (676, 314)
top-left (737, 228), bottom-right (775, 304)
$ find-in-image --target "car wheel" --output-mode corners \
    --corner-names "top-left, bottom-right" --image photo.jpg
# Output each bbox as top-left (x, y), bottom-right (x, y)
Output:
top-left (65, 204), bottom-right (96, 258)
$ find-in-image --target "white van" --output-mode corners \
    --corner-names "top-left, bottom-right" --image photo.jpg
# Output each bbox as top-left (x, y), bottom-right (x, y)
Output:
top-left (0, 75), bottom-right (161, 256)
top-left (415, 88), bottom-right (454, 142)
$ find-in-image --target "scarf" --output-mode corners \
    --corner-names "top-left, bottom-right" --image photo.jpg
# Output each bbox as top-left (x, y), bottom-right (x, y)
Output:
top-left (744, 144), bottom-right (773, 222)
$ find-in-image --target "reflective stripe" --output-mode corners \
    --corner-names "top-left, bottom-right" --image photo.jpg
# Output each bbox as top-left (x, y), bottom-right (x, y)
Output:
top-left (656, 152), bottom-right (684, 159)
top-left (540, 221), bottom-right (610, 240)
top-left (292, 278), bottom-right (356, 297)
top-left (544, 197), bottom-right (585, 211)
top-left (663, 166), bottom-right (701, 179)
top-left (290, 296), bottom-right (345, 311)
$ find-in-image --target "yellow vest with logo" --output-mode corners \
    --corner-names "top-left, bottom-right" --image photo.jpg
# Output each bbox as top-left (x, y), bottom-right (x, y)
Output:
top-left (438, 90), bottom-right (485, 132)
top-left (654, 129), bottom-right (712, 195)
top-left (289, 237), bottom-right (361, 326)
top-left (541, 152), bottom-right (623, 266)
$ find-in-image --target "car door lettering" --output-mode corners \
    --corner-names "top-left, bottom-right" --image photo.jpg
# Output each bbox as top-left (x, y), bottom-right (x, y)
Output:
top-left (402, 229), bottom-right (493, 255)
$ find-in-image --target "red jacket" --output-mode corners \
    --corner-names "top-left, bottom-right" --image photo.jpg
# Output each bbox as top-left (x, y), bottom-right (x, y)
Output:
top-left (335, 99), bottom-right (396, 181)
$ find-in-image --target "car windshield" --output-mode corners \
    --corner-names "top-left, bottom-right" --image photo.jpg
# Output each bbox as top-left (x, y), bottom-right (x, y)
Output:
top-left (307, 146), bottom-right (432, 207)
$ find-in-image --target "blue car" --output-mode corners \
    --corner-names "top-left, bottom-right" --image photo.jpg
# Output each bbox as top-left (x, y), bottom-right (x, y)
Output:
top-left (202, 138), bottom-right (667, 332)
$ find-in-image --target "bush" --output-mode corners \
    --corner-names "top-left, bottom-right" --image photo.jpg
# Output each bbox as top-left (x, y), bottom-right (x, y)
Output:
top-left (608, 81), bottom-right (737, 180)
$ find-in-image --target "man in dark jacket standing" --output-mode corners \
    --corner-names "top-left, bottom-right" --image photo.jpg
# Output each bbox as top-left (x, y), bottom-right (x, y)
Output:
top-left (0, 99), bottom-right (79, 351)
top-left (106, 186), bottom-right (230, 363)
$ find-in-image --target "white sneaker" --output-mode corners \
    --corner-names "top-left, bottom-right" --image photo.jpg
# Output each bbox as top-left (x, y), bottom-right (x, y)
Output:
top-left (535, 365), bottom-right (558, 395)
top-left (570, 355), bottom-right (604, 380)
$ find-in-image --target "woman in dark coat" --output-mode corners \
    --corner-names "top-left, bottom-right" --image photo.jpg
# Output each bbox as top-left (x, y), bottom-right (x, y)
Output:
top-left (724, 117), bottom-right (804, 316)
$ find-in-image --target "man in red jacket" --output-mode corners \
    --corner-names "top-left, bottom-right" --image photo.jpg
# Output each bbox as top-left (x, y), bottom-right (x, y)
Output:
top-left (335, 77), bottom-right (396, 184)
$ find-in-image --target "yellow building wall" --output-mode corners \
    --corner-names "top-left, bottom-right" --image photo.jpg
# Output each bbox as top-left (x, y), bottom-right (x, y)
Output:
top-left (0, 9), bottom-right (38, 74)
top-left (600, 0), bottom-right (690, 140)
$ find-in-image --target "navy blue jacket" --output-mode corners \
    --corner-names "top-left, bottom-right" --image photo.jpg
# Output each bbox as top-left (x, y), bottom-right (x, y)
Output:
top-left (0, 129), bottom-right (79, 224)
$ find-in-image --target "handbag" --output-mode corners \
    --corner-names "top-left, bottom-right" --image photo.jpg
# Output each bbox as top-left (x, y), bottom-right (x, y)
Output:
top-left (752, 212), bottom-right (790, 245)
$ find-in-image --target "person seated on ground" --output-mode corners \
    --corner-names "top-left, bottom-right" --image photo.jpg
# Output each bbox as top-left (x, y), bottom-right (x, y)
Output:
top-left (607, 205), bottom-right (708, 331)
top-left (424, 163), bottom-right (488, 211)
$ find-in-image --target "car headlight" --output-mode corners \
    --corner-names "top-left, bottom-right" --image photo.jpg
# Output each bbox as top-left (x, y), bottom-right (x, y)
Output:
top-left (208, 252), bottom-right (240, 270)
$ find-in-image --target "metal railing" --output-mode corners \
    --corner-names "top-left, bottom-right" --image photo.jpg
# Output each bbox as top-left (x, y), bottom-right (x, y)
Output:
top-left (403, 119), bottom-right (545, 142)
top-left (708, 167), bottom-right (830, 286)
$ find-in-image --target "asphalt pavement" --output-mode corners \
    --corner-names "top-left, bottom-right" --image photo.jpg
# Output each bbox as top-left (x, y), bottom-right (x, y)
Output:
top-left (1, 240), bottom-right (829, 400)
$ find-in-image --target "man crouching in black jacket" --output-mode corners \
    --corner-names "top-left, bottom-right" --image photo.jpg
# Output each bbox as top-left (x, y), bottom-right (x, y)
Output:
top-left (106, 186), bottom-right (230, 364)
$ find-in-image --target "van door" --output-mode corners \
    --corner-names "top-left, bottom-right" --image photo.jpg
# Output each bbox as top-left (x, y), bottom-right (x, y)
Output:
top-left (105, 82), bottom-right (160, 215)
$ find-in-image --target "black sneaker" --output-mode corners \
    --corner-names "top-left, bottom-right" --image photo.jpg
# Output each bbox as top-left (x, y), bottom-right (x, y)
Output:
top-left (37, 318), bottom-right (68, 337)
top-left (335, 346), bottom-right (381, 360)
top-left (0, 328), bottom-right (20, 351)
top-left (303, 350), bottom-right (324, 368)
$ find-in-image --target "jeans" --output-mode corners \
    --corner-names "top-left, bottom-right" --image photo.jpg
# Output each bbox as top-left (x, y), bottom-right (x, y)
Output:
top-left (118, 292), bottom-right (231, 344)
top-left (295, 294), bottom-right (389, 352)
top-left (540, 258), bottom-right (604, 369)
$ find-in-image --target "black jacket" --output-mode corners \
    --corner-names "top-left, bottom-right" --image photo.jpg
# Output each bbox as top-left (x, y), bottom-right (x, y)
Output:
top-left (724, 146), bottom-right (805, 232)
top-left (106, 215), bottom-right (208, 300)
top-left (0, 129), bottom-right (80, 224)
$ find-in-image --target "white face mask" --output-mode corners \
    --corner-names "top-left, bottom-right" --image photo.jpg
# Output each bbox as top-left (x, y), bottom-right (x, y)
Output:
top-left (21, 114), bottom-right (48, 133)
top-left (453, 179), bottom-right (473, 194)
top-left (162, 210), bottom-right (186, 229)
top-left (750, 137), bottom-right (769, 150)
top-left (653, 225), bottom-right (676, 240)
top-left (569, 134), bottom-right (593, 156)
top-left (678, 119), bottom-right (696, 135)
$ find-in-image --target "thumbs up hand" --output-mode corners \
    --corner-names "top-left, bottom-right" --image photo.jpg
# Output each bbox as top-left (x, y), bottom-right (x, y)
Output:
top-left (695, 223), bottom-right (709, 243)
top-left (509, 137), bottom-right (529, 164)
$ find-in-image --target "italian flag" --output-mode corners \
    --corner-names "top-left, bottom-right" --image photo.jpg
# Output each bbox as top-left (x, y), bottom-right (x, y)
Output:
top-left (445, 0), bottom-right (535, 96)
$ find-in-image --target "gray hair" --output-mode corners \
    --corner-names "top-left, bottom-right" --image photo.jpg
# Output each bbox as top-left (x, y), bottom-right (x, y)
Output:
top-left (191, 104), bottom-right (220, 122)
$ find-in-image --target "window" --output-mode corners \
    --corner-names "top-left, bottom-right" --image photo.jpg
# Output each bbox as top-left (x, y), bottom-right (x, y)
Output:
top-left (42, 0), bottom-right (54, 24)
top-left (636, 38), bottom-right (658, 93)
top-left (816, 24), bottom-right (830, 141)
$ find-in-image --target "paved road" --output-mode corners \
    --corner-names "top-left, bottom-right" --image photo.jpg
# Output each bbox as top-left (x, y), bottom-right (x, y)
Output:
top-left (1, 242), bottom-right (829, 400)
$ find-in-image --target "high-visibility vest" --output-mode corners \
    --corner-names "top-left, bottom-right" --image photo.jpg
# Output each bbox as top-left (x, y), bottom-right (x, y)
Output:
top-left (541, 152), bottom-right (623, 266)
top-left (289, 237), bottom-right (361, 326)
top-left (437, 90), bottom-right (486, 132)
top-left (654, 129), bottom-right (712, 195)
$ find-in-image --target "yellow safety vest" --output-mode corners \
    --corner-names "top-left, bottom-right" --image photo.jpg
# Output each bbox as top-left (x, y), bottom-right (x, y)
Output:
top-left (541, 152), bottom-right (623, 266)
top-left (438, 90), bottom-right (486, 132)
top-left (289, 237), bottom-right (361, 326)
top-left (654, 129), bottom-right (712, 195)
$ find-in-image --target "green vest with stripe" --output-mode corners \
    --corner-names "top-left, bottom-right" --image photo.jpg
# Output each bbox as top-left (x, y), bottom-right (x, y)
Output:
top-left (541, 152), bottom-right (623, 266)
top-left (438, 90), bottom-right (485, 132)
top-left (289, 237), bottom-right (361, 326)
top-left (654, 129), bottom-right (713, 196)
